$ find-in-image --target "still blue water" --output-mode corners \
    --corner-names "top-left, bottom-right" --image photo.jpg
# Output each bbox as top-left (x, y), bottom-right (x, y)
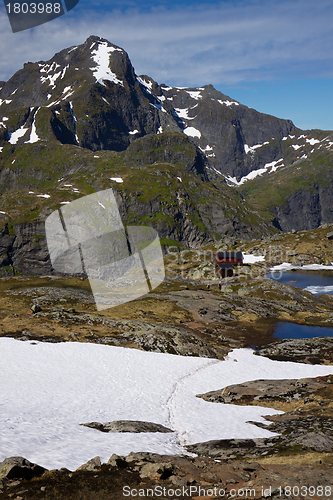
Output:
top-left (274, 322), bottom-right (333, 340)
top-left (266, 270), bottom-right (333, 295)
top-left (266, 270), bottom-right (333, 339)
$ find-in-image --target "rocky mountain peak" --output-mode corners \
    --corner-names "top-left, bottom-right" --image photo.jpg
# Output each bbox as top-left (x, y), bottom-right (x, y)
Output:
top-left (0, 35), bottom-right (332, 185)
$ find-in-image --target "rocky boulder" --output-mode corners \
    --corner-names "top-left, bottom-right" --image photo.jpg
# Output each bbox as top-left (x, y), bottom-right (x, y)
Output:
top-left (0, 456), bottom-right (46, 481)
top-left (80, 420), bottom-right (173, 433)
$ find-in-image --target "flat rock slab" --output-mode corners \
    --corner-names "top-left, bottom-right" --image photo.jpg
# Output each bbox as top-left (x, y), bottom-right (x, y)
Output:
top-left (80, 420), bottom-right (174, 433)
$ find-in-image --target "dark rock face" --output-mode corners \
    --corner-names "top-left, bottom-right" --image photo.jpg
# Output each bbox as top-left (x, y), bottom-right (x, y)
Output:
top-left (0, 222), bottom-right (53, 276)
top-left (273, 187), bottom-right (333, 231)
top-left (160, 84), bottom-right (296, 179)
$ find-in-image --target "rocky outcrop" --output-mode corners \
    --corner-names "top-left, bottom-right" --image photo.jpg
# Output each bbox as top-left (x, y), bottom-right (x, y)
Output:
top-left (4, 284), bottom-right (221, 357)
top-left (1, 452), bottom-right (332, 499)
top-left (255, 337), bottom-right (333, 364)
top-left (76, 456), bottom-right (102, 472)
top-left (0, 456), bottom-right (46, 481)
top-left (154, 278), bottom-right (333, 329)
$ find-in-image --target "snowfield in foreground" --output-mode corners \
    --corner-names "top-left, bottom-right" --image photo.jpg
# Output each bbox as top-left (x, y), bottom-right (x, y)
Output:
top-left (1, 338), bottom-right (333, 471)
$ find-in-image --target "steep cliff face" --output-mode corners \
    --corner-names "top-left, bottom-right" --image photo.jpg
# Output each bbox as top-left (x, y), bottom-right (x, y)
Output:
top-left (239, 149), bottom-right (333, 232)
top-left (0, 222), bottom-right (53, 276)
top-left (273, 187), bottom-right (333, 232)
top-left (159, 84), bottom-right (296, 179)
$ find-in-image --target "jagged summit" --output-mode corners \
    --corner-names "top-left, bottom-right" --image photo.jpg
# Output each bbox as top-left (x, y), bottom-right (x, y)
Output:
top-left (2, 35), bottom-right (331, 183)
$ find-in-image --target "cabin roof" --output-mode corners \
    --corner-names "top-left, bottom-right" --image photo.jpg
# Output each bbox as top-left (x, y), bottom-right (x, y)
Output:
top-left (216, 251), bottom-right (243, 260)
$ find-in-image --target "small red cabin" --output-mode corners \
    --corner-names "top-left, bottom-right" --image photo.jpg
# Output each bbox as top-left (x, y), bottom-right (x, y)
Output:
top-left (213, 251), bottom-right (243, 279)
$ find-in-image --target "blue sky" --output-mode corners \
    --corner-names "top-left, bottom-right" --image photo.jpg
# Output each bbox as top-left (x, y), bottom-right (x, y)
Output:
top-left (0, 0), bottom-right (332, 130)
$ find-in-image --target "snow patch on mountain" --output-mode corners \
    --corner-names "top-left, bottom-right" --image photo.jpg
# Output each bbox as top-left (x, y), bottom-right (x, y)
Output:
top-left (306, 138), bottom-right (320, 146)
top-left (61, 65), bottom-right (69, 79)
top-left (39, 62), bottom-right (62, 89)
top-left (184, 127), bottom-right (201, 138)
top-left (137, 77), bottom-right (153, 92)
top-left (206, 165), bottom-right (224, 177)
top-left (217, 99), bottom-right (239, 107)
top-left (69, 101), bottom-right (79, 144)
top-left (90, 42), bottom-right (124, 87)
top-left (24, 108), bottom-right (40, 144)
top-left (244, 142), bottom-right (269, 155)
top-left (227, 158), bottom-right (284, 186)
top-left (174, 107), bottom-right (196, 120)
top-left (186, 90), bottom-right (203, 100)
top-left (9, 126), bottom-right (28, 144)
top-left (0, 99), bottom-right (12, 106)
top-left (199, 145), bottom-right (214, 153)
top-left (150, 102), bottom-right (167, 113)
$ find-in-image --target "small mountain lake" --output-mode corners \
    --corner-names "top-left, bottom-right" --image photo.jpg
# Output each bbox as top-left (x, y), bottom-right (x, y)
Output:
top-left (266, 269), bottom-right (333, 340)
top-left (265, 269), bottom-right (333, 295)
top-left (273, 322), bottom-right (333, 340)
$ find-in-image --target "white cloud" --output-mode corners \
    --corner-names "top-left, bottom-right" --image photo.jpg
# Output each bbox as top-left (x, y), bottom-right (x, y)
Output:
top-left (0, 0), bottom-right (332, 86)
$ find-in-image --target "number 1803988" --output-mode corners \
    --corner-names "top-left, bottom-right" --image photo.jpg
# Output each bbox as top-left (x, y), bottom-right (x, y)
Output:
top-left (6, 3), bottom-right (61, 13)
